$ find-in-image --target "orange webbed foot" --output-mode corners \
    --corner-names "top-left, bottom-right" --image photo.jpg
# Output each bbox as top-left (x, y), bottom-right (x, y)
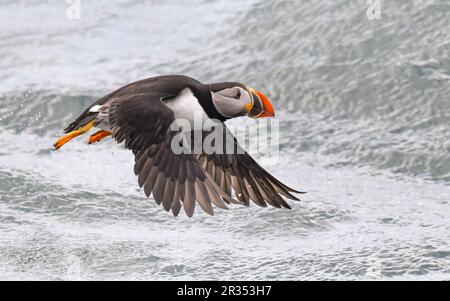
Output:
top-left (88, 130), bottom-right (111, 144)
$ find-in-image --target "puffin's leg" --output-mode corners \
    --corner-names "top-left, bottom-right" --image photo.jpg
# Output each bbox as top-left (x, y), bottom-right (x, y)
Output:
top-left (53, 120), bottom-right (96, 150)
top-left (88, 130), bottom-right (111, 144)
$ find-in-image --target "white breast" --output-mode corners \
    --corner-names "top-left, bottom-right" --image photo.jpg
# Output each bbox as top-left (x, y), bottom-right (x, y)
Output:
top-left (164, 88), bottom-right (208, 127)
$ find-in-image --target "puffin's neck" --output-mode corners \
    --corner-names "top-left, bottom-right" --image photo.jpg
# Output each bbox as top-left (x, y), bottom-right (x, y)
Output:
top-left (192, 84), bottom-right (227, 122)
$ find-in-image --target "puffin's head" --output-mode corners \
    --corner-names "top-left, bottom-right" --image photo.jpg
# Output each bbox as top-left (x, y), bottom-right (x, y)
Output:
top-left (209, 82), bottom-right (275, 119)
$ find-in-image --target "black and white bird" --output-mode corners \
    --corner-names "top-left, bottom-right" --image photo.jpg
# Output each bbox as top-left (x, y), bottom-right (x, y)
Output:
top-left (54, 75), bottom-right (303, 217)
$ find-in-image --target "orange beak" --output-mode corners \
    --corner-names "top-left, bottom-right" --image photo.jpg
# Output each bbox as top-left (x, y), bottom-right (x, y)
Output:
top-left (248, 88), bottom-right (275, 118)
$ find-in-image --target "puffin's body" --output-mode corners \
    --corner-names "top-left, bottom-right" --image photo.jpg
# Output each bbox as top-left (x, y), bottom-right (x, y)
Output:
top-left (54, 75), bottom-right (302, 217)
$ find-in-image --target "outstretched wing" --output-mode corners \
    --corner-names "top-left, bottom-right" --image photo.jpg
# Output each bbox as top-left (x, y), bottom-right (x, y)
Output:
top-left (196, 125), bottom-right (303, 209)
top-left (108, 91), bottom-right (237, 217)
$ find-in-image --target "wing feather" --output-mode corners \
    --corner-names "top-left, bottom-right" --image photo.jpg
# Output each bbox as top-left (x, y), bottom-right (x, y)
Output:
top-left (196, 125), bottom-right (303, 209)
top-left (108, 91), bottom-right (239, 217)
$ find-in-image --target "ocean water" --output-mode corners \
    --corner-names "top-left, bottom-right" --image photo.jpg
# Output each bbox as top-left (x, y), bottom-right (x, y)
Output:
top-left (0, 0), bottom-right (449, 280)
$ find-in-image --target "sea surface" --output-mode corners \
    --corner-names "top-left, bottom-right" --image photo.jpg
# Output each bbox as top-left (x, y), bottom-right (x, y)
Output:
top-left (0, 0), bottom-right (449, 280)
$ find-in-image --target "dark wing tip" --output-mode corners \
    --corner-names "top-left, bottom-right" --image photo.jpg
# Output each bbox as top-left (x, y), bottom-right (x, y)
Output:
top-left (289, 188), bottom-right (307, 194)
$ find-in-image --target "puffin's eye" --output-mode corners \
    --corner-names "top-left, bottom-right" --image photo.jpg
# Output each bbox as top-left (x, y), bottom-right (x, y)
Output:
top-left (234, 89), bottom-right (241, 99)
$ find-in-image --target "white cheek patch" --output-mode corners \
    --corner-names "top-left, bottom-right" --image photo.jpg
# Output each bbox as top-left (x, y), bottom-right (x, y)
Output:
top-left (89, 105), bottom-right (102, 113)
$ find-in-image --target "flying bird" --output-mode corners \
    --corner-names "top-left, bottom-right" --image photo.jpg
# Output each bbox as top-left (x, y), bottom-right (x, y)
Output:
top-left (53, 75), bottom-right (303, 217)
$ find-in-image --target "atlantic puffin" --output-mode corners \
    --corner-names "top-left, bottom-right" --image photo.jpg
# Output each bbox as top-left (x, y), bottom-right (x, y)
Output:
top-left (53, 75), bottom-right (303, 217)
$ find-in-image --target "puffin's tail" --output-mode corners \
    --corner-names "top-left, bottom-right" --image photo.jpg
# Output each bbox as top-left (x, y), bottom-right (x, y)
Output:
top-left (63, 112), bottom-right (97, 133)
